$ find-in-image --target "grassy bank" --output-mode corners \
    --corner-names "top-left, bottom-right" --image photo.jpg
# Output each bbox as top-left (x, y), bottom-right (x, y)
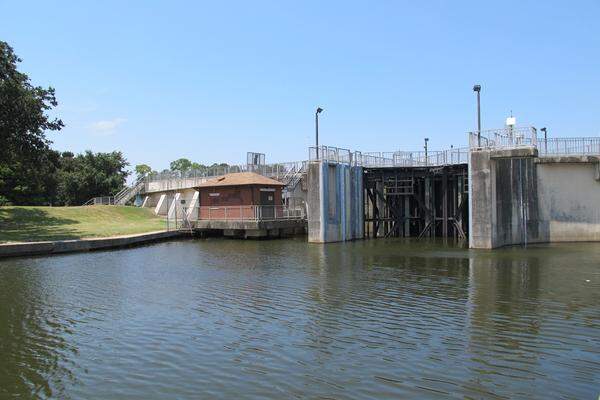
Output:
top-left (0, 206), bottom-right (166, 243)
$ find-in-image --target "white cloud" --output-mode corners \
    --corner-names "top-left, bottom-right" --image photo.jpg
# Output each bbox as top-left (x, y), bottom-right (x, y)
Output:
top-left (89, 118), bottom-right (126, 136)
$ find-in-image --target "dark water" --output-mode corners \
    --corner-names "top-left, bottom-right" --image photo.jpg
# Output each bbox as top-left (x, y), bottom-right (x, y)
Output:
top-left (1, 239), bottom-right (599, 399)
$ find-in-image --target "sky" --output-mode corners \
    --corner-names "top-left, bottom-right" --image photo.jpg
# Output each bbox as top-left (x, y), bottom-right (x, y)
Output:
top-left (2, 0), bottom-right (599, 172)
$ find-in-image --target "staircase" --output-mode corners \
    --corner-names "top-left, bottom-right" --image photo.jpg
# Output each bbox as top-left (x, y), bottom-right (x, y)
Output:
top-left (281, 161), bottom-right (307, 190)
top-left (114, 177), bottom-right (145, 205)
top-left (83, 177), bottom-right (146, 206)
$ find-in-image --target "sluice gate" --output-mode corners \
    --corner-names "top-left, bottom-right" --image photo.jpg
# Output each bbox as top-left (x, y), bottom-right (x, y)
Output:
top-left (363, 165), bottom-right (469, 239)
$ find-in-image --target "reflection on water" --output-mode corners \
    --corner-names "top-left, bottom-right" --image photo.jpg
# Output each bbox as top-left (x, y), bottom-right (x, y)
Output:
top-left (0, 238), bottom-right (599, 399)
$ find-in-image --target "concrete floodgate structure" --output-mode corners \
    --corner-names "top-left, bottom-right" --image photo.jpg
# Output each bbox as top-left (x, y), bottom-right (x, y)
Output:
top-left (306, 159), bottom-right (364, 243)
top-left (109, 128), bottom-right (600, 249)
top-left (469, 148), bottom-right (600, 248)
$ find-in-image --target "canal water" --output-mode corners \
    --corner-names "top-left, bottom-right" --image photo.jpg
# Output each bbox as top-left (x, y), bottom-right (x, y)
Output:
top-left (0, 239), bottom-right (599, 399)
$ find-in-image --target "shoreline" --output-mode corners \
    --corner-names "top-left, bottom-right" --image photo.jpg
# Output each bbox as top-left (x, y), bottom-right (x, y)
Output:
top-left (0, 230), bottom-right (186, 259)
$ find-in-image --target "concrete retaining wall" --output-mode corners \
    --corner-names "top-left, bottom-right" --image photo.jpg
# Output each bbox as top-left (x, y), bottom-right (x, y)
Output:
top-left (0, 231), bottom-right (184, 259)
top-left (536, 159), bottom-right (600, 243)
top-left (307, 161), bottom-right (364, 243)
top-left (470, 149), bottom-right (600, 248)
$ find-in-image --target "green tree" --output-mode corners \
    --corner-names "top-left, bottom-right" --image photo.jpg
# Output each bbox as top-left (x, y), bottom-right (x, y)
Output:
top-left (135, 164), bottom-right (152, 179)
top-left (170, 158), bottom-right (193, 176)
top-left (190, 162), bottom-right (206, 171)
top-left (56, 151), bottom-right (130, 205)
top-left (0, 41), bottom-right (64, 205)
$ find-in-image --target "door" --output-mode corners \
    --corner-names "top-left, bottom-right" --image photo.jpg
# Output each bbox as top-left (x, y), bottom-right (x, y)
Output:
top-left (259, 188), bottom-right (275, 219)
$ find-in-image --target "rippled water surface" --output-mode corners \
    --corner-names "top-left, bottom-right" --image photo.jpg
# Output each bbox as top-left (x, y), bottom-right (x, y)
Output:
top-left (1, 238), bottom-right (599, 399)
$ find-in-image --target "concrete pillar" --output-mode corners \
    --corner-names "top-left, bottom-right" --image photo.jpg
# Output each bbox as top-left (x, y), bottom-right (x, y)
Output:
top-left (307, 160), bottom-right (364, 243)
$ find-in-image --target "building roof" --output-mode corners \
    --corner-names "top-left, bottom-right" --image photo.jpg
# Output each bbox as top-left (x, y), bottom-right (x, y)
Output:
top-left (195, 172), bottom-right (285, 188)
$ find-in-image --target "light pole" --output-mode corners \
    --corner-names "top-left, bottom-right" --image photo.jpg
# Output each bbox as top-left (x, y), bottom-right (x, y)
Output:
top-left (473, 84), bottom-right (481, 146)
top-left (541, 127), bottom-right (547, 153)
top-left (424, 138), bottom-right (429, 165)
top-left (315, 107), bottom-right (323, 159)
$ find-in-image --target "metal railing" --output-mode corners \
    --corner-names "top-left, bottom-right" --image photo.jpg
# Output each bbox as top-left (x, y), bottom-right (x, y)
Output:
top-left (197, 205), bottom-right (305, 221)
top-left (143, 161), bottom-right (306, 192)
top-left (310, 145), bottom-right (469, 167)
top-left (309, 146), bottom-right (353, 164)
top-left (537, 137), bottom-right (600, 156)
top-left (470, 126), bottom-right (600, 156)
top-left (83, 196), bottom-right (115, 206)
top-left (469, 127), bottom-right (538, 149)
top-left (114, 177), bottom-right (145, 205)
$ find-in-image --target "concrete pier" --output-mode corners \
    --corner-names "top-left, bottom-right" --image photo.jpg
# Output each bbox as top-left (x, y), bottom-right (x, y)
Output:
top-left (307, 161), bottom-right (364, 243)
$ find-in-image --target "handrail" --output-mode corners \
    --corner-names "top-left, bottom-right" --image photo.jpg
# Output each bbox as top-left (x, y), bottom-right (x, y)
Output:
top-left (309, 145), bottom-right (469, 167)
top-left (144, 161), bottom-right (306, 184)
top-left (537, 137), bottom-right (600, 156)
top-left (470, 127), bottom-right (600, 156)
top-left (195, 205), bottom-right (305, 221)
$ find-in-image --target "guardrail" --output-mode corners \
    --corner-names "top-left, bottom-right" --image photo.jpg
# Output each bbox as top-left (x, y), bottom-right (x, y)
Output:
top-left (83, 196), bottom-right (115, 206)
top-left (470, 127), bottom-right (600, 156)
top-left (469, 127), bottom-right (538, 149)
top-left (537, 137), bottom-right (600, 156)
top-left (309, 145), bottom-right (469, 167)
top-left (143, 161), bottom-right (307, 192)
top-left (197, 205), bottom-right (305, 221)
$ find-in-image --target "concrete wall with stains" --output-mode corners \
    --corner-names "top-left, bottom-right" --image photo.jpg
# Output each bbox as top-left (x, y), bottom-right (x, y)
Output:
top-left (536, 159), bottom-right (600, 243)
top-left (307, 161), bottom-right (364, 243)
top-left (470, 149), bottom-right (600, 249)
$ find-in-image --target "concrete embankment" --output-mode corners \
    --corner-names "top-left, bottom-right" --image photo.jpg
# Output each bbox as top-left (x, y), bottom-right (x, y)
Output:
top-left (0, 230), bottom-right (185, 259)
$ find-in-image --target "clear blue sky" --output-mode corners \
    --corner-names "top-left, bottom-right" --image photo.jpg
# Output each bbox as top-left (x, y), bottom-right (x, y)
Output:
top-left (2, 1), bottom-right (599, 171)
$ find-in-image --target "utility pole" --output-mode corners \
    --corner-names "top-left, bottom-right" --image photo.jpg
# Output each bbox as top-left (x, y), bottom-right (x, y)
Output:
top-left (315, 107), bottom-right (323, 159)
top-left (473, 85), bottom-right (482, 146)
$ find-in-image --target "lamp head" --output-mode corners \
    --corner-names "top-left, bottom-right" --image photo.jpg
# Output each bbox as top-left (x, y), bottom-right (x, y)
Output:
top-left (316, 107), bottom-right (323, 114)
top-left (541, 127), bottom-right (547, 133)
top-left (473, 84), bottom-right (481, 92)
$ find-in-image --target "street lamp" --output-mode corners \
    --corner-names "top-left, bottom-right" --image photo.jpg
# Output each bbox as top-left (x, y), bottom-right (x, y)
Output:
top-left (424, 138), bottom-right (429, 165)
top-left (541, 127), bottom-right (547, 153)
top-left (473, 84), bottom-right (482, 146)
top-left (315, 107), bottom-right (323, 159)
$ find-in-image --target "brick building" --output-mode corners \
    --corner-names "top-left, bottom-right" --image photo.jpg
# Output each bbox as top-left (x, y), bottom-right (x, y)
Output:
top-left (195, 172), bottom-right (285, 220)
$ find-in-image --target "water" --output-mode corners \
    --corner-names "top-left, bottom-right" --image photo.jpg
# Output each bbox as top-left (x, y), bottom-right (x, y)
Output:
top-left (0, 238), bottom-right (599, 399)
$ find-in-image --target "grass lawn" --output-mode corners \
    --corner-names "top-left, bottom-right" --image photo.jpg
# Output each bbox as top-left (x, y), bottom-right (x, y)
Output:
top-left (0, 206), bottom-right (166, 243)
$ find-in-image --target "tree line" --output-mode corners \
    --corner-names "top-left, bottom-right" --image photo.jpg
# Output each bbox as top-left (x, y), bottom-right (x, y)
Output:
top-left (1, 41), bottom-right (231, 206)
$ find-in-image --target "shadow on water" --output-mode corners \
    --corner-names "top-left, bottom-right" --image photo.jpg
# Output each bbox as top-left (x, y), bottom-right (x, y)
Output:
top-left (0, 208), bottom-right (80, 242)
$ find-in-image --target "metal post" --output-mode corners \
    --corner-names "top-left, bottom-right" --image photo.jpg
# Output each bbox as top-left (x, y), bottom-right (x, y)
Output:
top-left (315, 107), bottom-right (323, 160)
top-left (541, 127), bottom-right (547, 154)
top-left (424, 138), bottom-right (429, 166)
top-left (473, 85), bottom-right (482, 146)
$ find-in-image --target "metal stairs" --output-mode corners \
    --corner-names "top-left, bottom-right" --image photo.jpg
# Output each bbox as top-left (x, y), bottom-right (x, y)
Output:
top-left (83, 177), bottom-right (145, 206)
top-left (114, 177), bottom-right (145, 205)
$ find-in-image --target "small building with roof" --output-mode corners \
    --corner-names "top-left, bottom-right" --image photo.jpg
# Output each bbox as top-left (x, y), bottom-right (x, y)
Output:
top-left (195, 172), bottom-right (285, 220)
